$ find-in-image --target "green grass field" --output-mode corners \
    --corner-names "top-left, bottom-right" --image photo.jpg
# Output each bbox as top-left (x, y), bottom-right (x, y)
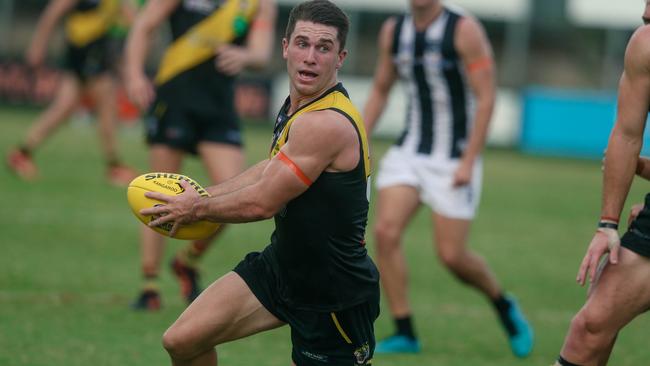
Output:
top-left (2, 106), bottom-right (650, 366)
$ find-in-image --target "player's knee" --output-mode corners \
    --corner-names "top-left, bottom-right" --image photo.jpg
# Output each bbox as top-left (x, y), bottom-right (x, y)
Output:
top-left (162, 325), bottom-right (198, 360)
top-left (437, 246), bottom-right (463, 271)
top-left (374, 221), bottom-right (401, 250)
top-left (570, 308), bottom-right (611, 346)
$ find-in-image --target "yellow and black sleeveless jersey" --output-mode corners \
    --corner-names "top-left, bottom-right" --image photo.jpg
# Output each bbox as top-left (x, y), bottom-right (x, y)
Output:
top-left (65, 0), bottom-right (119, 47)
top-left (266, 83), bottom-right (380, 311)
top-left (155, 0), bottom-right (259, 86)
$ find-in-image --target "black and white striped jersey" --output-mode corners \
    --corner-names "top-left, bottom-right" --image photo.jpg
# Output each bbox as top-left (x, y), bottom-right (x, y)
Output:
top-left (391, 7), bottom-right (475, 160)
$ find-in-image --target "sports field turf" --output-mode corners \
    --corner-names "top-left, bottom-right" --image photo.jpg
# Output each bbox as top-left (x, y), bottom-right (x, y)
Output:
top-left (2, 106), bottom-right (650, 365)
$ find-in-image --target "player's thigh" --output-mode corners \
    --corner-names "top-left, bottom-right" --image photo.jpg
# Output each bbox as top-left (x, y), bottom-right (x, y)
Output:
top-left (375, 185), bottom-right (421, 230)
top-left (50, 73), bottom-right (82, 110)
top-left (197, 141), bottom-right (244, 184)
top-left (149, 144), bottom-right (184, 172)
top-left (86, 73), bottom-right (115, 105)
top-left (166, 271), bottom-right (285, 349)
top-left (582, 247), bottom-right (650, 330)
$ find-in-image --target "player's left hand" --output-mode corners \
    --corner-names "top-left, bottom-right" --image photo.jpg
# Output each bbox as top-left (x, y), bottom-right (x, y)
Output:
top-left (140, 179), bottom-right (201, 237)
top-left (215, 44), bottom-right (248, 76)
top-left (452, 161), bottom-right (473, 187)
top-left (576, 228), bottom-right (620, 286)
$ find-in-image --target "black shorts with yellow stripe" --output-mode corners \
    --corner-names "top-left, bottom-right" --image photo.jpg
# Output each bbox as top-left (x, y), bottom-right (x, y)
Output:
top-left (64, 36), bottom-right (111, 81)
top-left (234, 249), bottom-right (380, 366)
top-left (621, 193), bottom-right (650, 258)
top-left (145, 61), bottom-right (242, 154)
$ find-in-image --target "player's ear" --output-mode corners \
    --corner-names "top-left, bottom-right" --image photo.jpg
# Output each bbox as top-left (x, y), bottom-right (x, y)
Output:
top-left (282, 38), bottom-right (289, 59)
top-left (336, 49), bottom-right (347, 69)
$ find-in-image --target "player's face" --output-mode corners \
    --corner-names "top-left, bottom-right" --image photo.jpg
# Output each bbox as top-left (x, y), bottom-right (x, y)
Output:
top-left (283, 20), bottom-right (347, 98)
top-left (410, 0), bottom-right (439, 11)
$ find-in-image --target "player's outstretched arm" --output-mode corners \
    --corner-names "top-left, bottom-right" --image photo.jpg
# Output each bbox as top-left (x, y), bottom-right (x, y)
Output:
top-left (142, 110), bottom-right (358, 229)
top-left (453, 15), bottom-right (495, 187)
top-left (215, 0), bottom-right (277, 75)
top-left (124, 0), bottom-right (179, 110)
top-left (204, 159), bottom-right (270, 197)
top-left (576, 25), bottom-right (650, 285)
top-left (192, 110), bottom-right (358, 222)
top-left (26, 0), bottom-right (77, 67)
top-left (362, 17), bottom-right (398, 134)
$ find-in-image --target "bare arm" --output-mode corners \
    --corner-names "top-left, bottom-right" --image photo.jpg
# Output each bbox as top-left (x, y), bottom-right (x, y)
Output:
top-left (124, 0), bottom-right (179, 109)
top-left (452, 16), bottom-right (496, 186)
top-left (193, 110), bottom-right (358, 222)
top-left (26, 0), bottom-right (78, 67)
top-left (576, 26), bottom-right (650, 285)
top-left (205, 159), bottom-right (269, 197)
top-left (601, 29), bottom-right (650, 223)
top-left (362, 17), bottom-right (398, 133)
top-left (215, 0), bottom-right (277, 75)
top-left (142, 110), bottom-right (359, 229)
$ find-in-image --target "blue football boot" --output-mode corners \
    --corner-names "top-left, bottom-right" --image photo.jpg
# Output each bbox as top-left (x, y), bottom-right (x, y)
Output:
top-left (503, 295), bottom-right (534, 358)
top-left (375, 334), bottom-right (421, 354)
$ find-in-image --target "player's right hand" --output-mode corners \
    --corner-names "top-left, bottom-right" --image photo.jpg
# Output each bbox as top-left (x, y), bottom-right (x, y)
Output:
top-left (576, 228), bottom-right (620, 286)
top-left (126, 72), bottom-right (155, 111)
top-left (215, 44), bottom-right (248, 76)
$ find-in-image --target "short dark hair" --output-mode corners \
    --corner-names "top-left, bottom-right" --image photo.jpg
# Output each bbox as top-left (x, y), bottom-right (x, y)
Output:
top-left (284, 0), bottom-right (350, 51)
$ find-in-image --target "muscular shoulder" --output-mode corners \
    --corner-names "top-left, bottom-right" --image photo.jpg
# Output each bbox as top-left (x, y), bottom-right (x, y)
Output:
top-left (377, 16), bottom-right (399, 51)
top-left (625, 25), bottom-right (650, 74)
top-left (289, 109), bottom-right (356, 154)
top-left (454, 14), bottom-right (491, 59)
top-left (292, 109), bottom-right (355, 141)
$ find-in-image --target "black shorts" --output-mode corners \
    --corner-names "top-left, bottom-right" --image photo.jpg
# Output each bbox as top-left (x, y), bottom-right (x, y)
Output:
top-left (145, 77), bottom-right (242, 154)
top-left (64, 37), bottom-right (111, 81)
top-left (621, 193), bottom-right (650, 257)
top-left (234, 249), bottom-right (380, 366)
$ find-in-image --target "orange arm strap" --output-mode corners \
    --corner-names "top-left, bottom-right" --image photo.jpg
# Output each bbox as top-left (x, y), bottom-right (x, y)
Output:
top-left (251, 18), bottom-right (273, 30)
top-left (277, 151), bottom-right (313, 186)
top-left (466, 57), bottom-right (492, 73)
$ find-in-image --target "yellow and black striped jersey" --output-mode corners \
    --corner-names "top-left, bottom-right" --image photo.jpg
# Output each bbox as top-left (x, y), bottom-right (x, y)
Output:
top-left (65, 0), bottom-right (119, 47)
top-left (155, 0), bottom-right (259, 85)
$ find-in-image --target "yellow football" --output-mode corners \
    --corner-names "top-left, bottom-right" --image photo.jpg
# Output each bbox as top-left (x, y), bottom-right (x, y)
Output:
top-left (126, 172), bottom-right (220, 240)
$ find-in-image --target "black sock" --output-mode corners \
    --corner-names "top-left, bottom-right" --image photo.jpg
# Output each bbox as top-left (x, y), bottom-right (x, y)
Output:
top-left (557, 355), bottom-right (582, 366)
top-left (395, 316), bottom-right (416, 339)
top-left (492, 294), bottom-right (517, 336)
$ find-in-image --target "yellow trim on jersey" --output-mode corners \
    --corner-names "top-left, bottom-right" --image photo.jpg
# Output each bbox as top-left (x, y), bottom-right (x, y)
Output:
top-left (330, 313), bottom-right (353, 344)
top-left (269, 89), bottom-right (371, 179)
top-left (65, 0), bottom-right (119, 47)
top-left (154, 0), bottom-right (259, 85)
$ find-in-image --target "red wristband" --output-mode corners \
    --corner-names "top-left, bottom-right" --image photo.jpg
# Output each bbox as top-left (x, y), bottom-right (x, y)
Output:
top-left (600, 215), bottom-right (619, 223)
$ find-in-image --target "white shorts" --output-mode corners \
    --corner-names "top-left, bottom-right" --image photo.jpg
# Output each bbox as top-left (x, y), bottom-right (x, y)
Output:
top-left (375, 147), bottom-right (483, 219)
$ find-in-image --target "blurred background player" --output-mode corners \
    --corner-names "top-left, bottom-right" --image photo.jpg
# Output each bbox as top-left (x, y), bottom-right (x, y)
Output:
top-left (553, 2), bottom-right (650, 366)
top-left (124, 0), bottom-right (276, 310)
top-left (5, 0), bottom-right (138, 186)
top-left (362, 0), bottom-right (534, 357)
